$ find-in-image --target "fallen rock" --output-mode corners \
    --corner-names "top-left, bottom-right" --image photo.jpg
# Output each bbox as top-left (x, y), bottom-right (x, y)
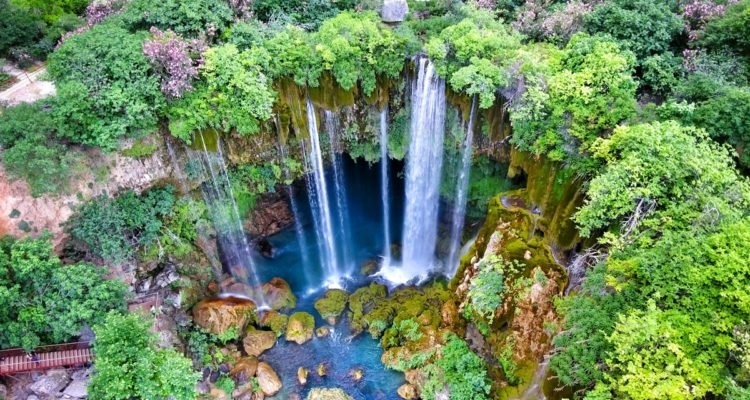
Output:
top-left (314, 289), bottom-right (348, 325)
top-left (256, 362), bottom-right (282, 396)
top-left (315, 326), bottom-right (331, 338)
top-left (230, 356), bottom-right (259, 382)
top-left (397, 383), bottom-right (418, 400)
top-left (306, 388), bottom-right (354, 400)
top-left (29, 369), bottom-right (70, 396)
top-left (261, 278), bottom-right (297, 311)
top-left (316, 363), bottom-right (327, 377)
top-left (349, 368), bottom-right (364, 382)
top-left (192, 296), bottom-right (256, 336)
top-left (297, 367), bottom-right (309, 385)
top-left (285, 312), bottom-right (315, 345)
top-left (62, 379), bottom-right (87, 398)
top-left (243, 328), bottom-right (277, 356)
top-left (381, 0), bottom-right (408, 23)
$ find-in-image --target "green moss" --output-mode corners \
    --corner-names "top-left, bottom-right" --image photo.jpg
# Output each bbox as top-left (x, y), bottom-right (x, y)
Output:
top-left (122, 138), bottom-right (158, 159)
top-left (260, 311), bottom-right (289, 337)
top-left (314, 289), bottom-right (348, 322)
top-left (285, 312), bottom-right (315, 344)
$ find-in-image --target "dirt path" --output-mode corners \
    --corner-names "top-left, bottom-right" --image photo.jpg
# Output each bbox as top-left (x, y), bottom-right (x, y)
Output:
top-left (0, 64), bottom-right (55, 105)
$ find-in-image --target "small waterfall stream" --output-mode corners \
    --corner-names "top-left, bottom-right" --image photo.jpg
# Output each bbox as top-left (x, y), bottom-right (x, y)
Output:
top-left (446, 97), bottom-right (478, 276)
top-left (305, 99), bottom-right (343, 286)
top-left (189, 131), bottom-right (266, 306)
top-left (379, 107), bottom-right (392, 264)
top-left (381, 57), bottom-right (447, 284)
top-left (323, 110), bottom-right (354, 274)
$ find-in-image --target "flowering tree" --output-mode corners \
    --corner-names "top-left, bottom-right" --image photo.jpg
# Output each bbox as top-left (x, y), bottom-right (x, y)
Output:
top-left (683, 0), bottom-right (738, 42)
top-left (143, 27), bottom-right (206, 99)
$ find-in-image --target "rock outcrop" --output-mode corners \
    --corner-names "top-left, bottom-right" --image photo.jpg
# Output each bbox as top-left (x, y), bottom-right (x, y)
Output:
top-left (192, 297), bottom-right (256, 336)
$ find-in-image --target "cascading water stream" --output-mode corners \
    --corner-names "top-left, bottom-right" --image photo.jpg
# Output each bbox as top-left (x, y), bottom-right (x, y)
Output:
top-left (446, 97), bottom-right (478, 277)
top-left (323, 110), bottom-right (354, 274)
top-left (189, 131), bottom-right (266, 306)
top-left (380, 57), bottom-right (447, 285)
top-left (379, 107), bottom-right (392, 264)
top-left (305, 99), bottom-right (342, 287)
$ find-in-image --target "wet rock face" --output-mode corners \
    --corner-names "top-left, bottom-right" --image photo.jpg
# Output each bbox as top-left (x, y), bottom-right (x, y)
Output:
top-left (192, 296), bottom-right (256, 336)
top-left (243, 328), bottom-right (277, 357)
top-left (397, 383), bottom-right (418, 400)
top-left (510, 268), bottom-right (561, 361)
top-left (29, 369), bottom-right (70, 396)
top-left (285, 312), bottom-right (315, 345)
top-left (245, 195), bottom-right (294, 238)
top-left (256, 362), bottom-right (282, 396)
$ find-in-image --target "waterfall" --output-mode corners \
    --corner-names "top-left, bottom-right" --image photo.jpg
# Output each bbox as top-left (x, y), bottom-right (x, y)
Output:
top-left (446, 97), bottom-right (478, 277)
top-left (323, 110), bottom-right (354, 274)
top-left (379, 107), bottom-right (392, 264)
top-left (380, 57), bottom-right (447, 284)
top-left (189, 131), bottom-right (266, 306)
top-left (305, 99), bottom-right (342, 286)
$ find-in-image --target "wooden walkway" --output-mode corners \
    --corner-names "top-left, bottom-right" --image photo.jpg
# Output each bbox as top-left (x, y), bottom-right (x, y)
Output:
top-left (0, 342), bottom-right (92, 375)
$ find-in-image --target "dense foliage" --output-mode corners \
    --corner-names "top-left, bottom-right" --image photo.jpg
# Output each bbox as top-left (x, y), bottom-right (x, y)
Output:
top-left (89, 312), bottom-right (199, 400)
top-left (0, 235), bottom-right (127, 350)
top-left (67, 186), bottom-right (176, 264)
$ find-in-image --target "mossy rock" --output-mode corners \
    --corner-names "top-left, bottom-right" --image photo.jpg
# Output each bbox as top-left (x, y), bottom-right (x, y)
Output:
top-left (285, 312), bottom-right (315, 345)
top-left (314, 289), bottom-right (349, 324)
top-left (259, 311), bottom-right (289, 337)
top-left (261, 277), bottom-right (297, 311)
top-left (348, 283), bottom-right (387, 329)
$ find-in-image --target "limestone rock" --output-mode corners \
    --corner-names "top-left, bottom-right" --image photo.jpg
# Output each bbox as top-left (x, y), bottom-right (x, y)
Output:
top-left (192, 297), bottom-right (256, 336)
top-left (62, 379), bottom-right (88, 398)
top-left (256, 362), bottom-right (282, 396)
top-left (315, 326), bottom-right (331, 338)
top-left (30, 369), bottom-right (70, 396)
top-left (441, 300), bottom-right (459, 328)
top-left (349, 368), bottom-right (364, 382)
top-left (316, 363), bottom-right (327, 377)
top-left (245, 196), bottom-right (294, 237)
top-left (297, 367), bottom-right (309, 385)
top-left (259, 310), bottom-right (288, 337)
top-left (285, 312), bottom-right (315, 345)
top-left (306, 388), bottom-right (354, 400)
top-left (230, 356), bottom-right (259, 382)
top-left (397, 383), bottom-right (418, 400)
top-left (243, 328), bottom-right (276, 356)
top-left (314, 289), bottom-right (348, 325)
top-left (381, 0), bottom-right (408, 23)
top-left (261, 278), bottom-right (297, 311)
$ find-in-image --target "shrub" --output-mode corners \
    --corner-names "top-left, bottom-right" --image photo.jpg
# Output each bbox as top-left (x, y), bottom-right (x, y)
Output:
top-left (0, 235), bottom-right (127, 350)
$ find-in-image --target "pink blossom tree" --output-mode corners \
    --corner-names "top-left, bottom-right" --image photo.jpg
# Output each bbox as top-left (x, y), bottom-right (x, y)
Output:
top-left (143, 27), bottom-right (206, 99)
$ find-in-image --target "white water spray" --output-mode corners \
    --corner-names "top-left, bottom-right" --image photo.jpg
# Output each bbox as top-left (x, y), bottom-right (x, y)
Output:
top-left (379, 107), bottom-right (392, 264)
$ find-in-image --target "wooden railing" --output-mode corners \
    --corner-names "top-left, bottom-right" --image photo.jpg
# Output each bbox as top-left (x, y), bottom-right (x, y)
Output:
top-left (0, 341), bottom-right (92, 375)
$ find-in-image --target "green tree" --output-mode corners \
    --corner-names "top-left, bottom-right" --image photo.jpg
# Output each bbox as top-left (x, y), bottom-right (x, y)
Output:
top-left (701, 0), bottom-right (750, 58)
top-left (421, 333), bottom-right (490, 400)
top-left (314, 11), bottom-right (414, 95)
top-left (585, 0), bottom-right (683, 60)
top-left (121, 0), bottom-right (234, 38)
top-left (48, 22), bottom-right (165, 149)
top-left (425, 6), bottom-right (522, 108)
top-left (67, 186), bottom-right (176, 263)
top-left (574, 121), bottom-right (750, 242)
top-left (167, 44), bottom-right (275, 142)
top-left (0, 235), bottom-right (127, 350)
top-left (89, 312), bottom-right (199, 400)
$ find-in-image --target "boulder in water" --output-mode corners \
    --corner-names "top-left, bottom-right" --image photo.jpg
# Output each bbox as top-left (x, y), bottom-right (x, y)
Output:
top-left (256, 362), bottom-right (282, 396)
top-left (285, 312), bottom-right (315, 345)
top-left (192, 296), bottom-right (256, 336)
top-left (259, 310), bottom-right (288, 337)
top-left (297, 367), bottom-right (309, 385)
top-left (316, 362), bottom-right (328, 377)
top-left (381, 0), bottom-right (408, 23)
top-left (243, 328), bottom-right (276, 357)
top-left (315, 326), bottom-right (331, 338)
top-left (314, 289), bottom-right (348, 324)
top-left (397, 383), bottom-right (418, 400)
top-left (349, 368), bottom-right (364, 382)
top-left (261, 277), bottom-right (297, 311)
top-left (306, 388), bottom-right (354, 400)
